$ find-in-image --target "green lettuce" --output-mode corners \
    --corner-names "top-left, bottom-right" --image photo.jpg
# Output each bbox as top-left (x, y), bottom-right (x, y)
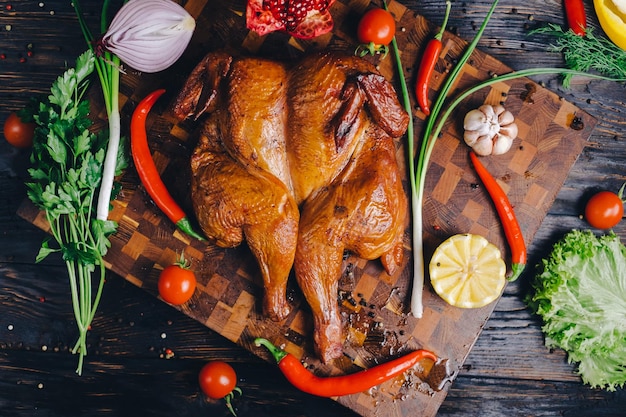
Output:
top-left (526, 230), bottom-right (626, 391)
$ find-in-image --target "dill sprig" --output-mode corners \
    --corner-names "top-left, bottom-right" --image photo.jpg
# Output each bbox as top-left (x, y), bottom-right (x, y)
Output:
top-left (532, 24), bottom-right (626, 87)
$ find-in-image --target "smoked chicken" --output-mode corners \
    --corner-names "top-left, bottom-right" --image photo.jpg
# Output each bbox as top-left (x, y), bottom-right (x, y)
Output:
top-left (172, 50), bottom-right (409, 363)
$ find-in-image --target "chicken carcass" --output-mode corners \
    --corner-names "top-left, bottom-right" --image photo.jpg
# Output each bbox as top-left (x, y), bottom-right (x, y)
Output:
top-left (172, 51), bottom-right (409, 363)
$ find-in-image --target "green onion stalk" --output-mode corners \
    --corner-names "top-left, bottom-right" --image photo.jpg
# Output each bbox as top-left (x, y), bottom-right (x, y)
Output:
top-left (406, 0), bottom-right (500, 318)
top-left (386, 0), bottom-right (624, 318)
top-left (72, 0), bottom-right (122, 222)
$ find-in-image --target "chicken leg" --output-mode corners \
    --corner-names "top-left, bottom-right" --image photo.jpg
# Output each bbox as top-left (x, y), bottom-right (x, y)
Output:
top-left (294, 122), bottom-right (408, 362)
top-left (190, 120), bottom-right (299, 321)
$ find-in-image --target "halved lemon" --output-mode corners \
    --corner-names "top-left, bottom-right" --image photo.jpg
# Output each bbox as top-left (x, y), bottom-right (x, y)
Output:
top-left (429, 234), bottom-right (506, 309)
top-left (594, 0), bottom-right (626, 50)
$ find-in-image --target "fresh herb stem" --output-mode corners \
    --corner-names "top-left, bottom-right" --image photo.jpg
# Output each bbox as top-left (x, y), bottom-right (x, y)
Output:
top-left (72, 0), bottom-right (122, 221)
top-left (389, 31), bottom-right (424, 316)
top-left (26, 51), bottom-right (116, 375)
top-left (384, 1), bottom-right (422, 317)
top-left (532, 24), bottom-right (626, 88)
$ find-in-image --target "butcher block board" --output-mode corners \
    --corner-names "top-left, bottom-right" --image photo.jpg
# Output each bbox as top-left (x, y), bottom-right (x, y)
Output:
top-left (18, 0), bottom-right (597, 416)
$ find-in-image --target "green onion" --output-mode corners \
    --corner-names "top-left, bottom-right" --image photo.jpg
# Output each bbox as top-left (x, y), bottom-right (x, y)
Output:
top-left (72, 0), bottom-right (122, 222)
top-left (387, 0), bottom-right (500, 318)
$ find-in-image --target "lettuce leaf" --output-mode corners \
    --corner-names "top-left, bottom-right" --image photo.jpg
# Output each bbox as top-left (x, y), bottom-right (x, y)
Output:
top-left (526, 230), bottom-right (626, 391)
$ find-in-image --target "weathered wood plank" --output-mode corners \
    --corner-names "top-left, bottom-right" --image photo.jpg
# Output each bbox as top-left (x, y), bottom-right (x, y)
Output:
top-left (441, 376), bottom-right (626, 417)
top-left (1, 0), bottom-right (626, 416)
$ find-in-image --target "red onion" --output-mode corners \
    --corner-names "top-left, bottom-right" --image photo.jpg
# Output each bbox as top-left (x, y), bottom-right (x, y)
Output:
top-left (100, 0), bottom-right (195, 73)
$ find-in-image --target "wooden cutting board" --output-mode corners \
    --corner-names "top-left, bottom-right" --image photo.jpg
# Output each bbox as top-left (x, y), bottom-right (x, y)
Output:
top-left (18, 0), bottom-right (597, 416)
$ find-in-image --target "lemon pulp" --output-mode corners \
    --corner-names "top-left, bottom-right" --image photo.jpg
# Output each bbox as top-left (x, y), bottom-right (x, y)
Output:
top-left (429, 233), bottom-right (506, 309)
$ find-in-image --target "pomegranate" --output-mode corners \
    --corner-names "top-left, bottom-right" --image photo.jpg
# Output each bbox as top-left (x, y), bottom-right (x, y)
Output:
top-left (246, 0), bottom-right (335, 39)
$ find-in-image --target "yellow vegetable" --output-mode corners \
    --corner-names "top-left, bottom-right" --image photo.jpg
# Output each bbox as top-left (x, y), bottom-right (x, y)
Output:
top-left (429, 234), bottom-right (506, 309)
top-left (594, 0), bottom-right (626, 50)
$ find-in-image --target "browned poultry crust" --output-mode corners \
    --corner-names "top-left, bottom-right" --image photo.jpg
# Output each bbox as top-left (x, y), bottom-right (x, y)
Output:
top-left (173, 50), bottom-right (409, 363)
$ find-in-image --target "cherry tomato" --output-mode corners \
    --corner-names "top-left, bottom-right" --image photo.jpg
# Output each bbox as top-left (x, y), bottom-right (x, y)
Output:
top-left (157, 255), bottom-right (196, 305)
top-left (3, 112), bottom-right (35, 148)
top-left (584, 190), bottom-right (624, 229)
top-left (199, 361), bottom-right (238, 400)
top-left (357, 8), bottom-right (396, 46)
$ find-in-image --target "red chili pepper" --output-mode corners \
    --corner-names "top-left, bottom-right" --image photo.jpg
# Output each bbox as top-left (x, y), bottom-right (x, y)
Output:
top-left (564, 0), bottom-right (586, 36)
top-left (414, 1), bottom-right (451, 116)
top-left (255, 337), bottom-right (438, 397)
top-left (469, 151), bottom-right (527, 281)
top-left (130, 89), bottom-right (205, 241)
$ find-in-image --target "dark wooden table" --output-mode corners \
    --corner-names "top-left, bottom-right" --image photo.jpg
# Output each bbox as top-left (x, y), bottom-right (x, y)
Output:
top-left (1, 0), bottom-right (625, 416)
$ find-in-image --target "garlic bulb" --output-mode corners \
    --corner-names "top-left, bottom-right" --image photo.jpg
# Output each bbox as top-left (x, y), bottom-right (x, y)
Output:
top-left (463, 104), bottom-right (518, 156)
top-left (100, 0), bottom-right (196, 73)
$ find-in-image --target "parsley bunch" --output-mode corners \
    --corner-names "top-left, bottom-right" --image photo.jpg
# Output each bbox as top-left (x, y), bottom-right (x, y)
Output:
top-left (25, 51), bottom-right (123, 375)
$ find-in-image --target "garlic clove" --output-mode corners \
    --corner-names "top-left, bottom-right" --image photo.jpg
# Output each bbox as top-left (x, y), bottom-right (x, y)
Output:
top-left (472, 135), bottom-right (494, 156)
top-left (464, 129), bottom-right (481, 146)
top-left (491, 133), bottom-right (513, 155)
top-left (500, 122), bottom-right (519, 141)
top-left (498, 109), bottom-right (516, 126)
top-left (492, 104), bottom-right (506, 117)
top-left (479, 104), bottom-right (498, 122)
top-left (464, 109), bottom-right (489, 132)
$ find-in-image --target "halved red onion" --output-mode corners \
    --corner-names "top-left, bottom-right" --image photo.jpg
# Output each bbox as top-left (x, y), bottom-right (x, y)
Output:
top-left (101, 0), bottom-right (195, 73)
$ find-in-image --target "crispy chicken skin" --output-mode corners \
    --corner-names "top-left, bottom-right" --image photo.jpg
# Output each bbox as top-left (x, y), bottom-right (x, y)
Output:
top-left (295, 123), bottom-right (408, 361)
top-left (222, 57), bottom-right (293, 191)
top-left (172, 50), bottom-right (232, 120)
top-left (287, 53), bottom-right (408, 204)
top-left (190, 120), bottom-right (299, 322)
top-left (286, 53), bottom-right (370, 204)
top-left (173, 50), bottom-right (408, 363)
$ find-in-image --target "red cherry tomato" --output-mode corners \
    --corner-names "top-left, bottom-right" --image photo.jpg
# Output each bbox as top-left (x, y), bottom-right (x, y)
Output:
top-left (357, 8), bottom-right (396, 46)
top-left (157, 255), bottom-right (196, 305)
top-left (3, 112), bottom-right (35, 148)
top-left (584, 190), bottom-right (624, 229)
top-left (198, 361), bottom-right (238, 400)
